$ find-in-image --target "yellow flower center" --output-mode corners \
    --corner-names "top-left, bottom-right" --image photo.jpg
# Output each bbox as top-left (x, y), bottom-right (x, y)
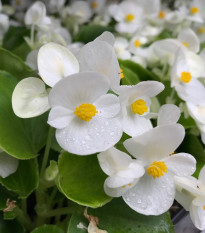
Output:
top-left (74, 103), bottom-right (98, 121)
top-left (131, 99), bottom-right (148, 115)
top-left (91, 2), bottom-right (99, 9)
top-left (134, 40), bottom-right (141, 47)
top-left (203, 205), bottom-right (205, 210)
top-left (190, 7), bottom-right (199, 14)
top-left (198, 27), bottom-right (205, 34)
top-left (180, 71), bottom-right (192, 83)
top-left (147, 161), bottom-right (167, 179)
top-left (158, 11), bottom-right (165, 19)
top-left (120, 68), bottom-right (124, 79)
top-left (126, 14), bottom-right (135, 22)
top-left (182, 42), bottom-right (189, 48)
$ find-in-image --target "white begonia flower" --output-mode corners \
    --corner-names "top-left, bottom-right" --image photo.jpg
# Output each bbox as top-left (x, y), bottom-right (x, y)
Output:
top-left (128, 35), bottom-right (148, 56)
top-left (94, 31), bottom-right (115, 47)
top-left (0, 13), bottom-right (9, 40)
top-left (122, 124), bottom-right (196, 215)
top-left (177, 28), bottom-right (200, 53)
top-left (187, 0), bottom-right (205, 23)
top-left (109, 1), bottom-right (143, 34)
top-left (0, 149), bottom-right (19, 178)
top-left (175, 166), bottom-right (205, 230)
top-left (98, 147), bottom-right (145, 197)
top-left (118, 81), bottom-right (164, 137)
top-left (25, 49), bottom-right (39, 70)
top-left (114, 37), bottom-right (131, 60)
top-left (78, 37), bottom-right (121, 93)
top-left (67, 42), bottom-right (84, 57)
top-left (24, 1), bottom-right (51, 26)
top-left (88, 0), bottom-right (106, 14)
top-left (48, 71), bottom-right (123, 156)
top-left (12, 77), bottom-right (50, 118)
top-left (69, 1), bottom-right (92, 24)
top-left (38, 42), bottom-right (79, 87)
top-left (171, 48), bottom-right (205, 104)
top-left (193, 23), bottom-right (205, 43)
top-left (46, 0), bottom-right (65, 14)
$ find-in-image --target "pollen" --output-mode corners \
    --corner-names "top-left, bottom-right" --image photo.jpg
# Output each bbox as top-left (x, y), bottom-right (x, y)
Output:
top-left (180, 71), bottom-right (192, 83)
top-left (126, 14), bottom-right (135, 22)
top-left (158, 11), bottom-right (165, 19)
top-left (147, 161), bottom-right (167, 179)
top-left (134, 40), bottom-right (141, 47)
top-left (74, 103), bottom-right (98, 121)
top-left (120, 68), bottom-right (124, 79)
top-left (198, 27), bottom-right (205, 34)
top-left (182, 42), bottom-right (189, 48)
top-left (190, 7), bottom-right (199, 14)
top-left (131, 99), bottom-right (148, 115)
top-left (203, 205), bottom-right (205, 210)
top-left (91, 2), bottom-right (98, 9)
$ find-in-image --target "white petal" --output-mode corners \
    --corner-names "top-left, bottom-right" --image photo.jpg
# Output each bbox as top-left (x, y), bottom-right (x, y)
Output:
top-left (94, 94), bottom-right (120, 118)
top-left (78, 40), bottom-right (120, 91)
top-left (38, 42), bottom-right (79, 87)
top-left (164, 153), bottom-right (196, 176)
top-left (56, 116), bottom-right (122, 155)
top-left (106, 175), bottom-right (134, 188)
top-left (175, 189), bottom-right (193, 211)
top-left (12, 77), bottom-right (50, 118)
top-left (157, 104), bottom-right (181, 125)
top-left (124, 124), bottom-right (185, 163)
top-left (94, 31), bottom-right (115, 46)
top-left (123, 172), bottom-right (175, 215)
top-left (190, 204), bottom-right (205, 230)
top-left (48, 71), bottom-right (110, 109)
top-left (117, 162), bottom-right (145, 179)
top-left (0, 152), bottom-right (19, 178)
top-left (47, 106), bottom-right (74, 129)
top-left (199, 166), bottom-right (205, 186)
top-left (97, 147), bottom-right (133, 176)
top-left (186, 102), bottom-right (205, 124)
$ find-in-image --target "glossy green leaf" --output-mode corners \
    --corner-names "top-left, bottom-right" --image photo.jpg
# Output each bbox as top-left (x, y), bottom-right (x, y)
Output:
top-left (118, 59), bottom-right (157, 82)
top-left (67, 214), bottom-right (87, 233)
top-left (68, 198), bottom-right (174, 233)
top-left (178, 134), bottom-right (205, 178)
top-left (31, 225), bottom-right (64, 233)
top-left (74, 25), bottom-right (114, 43)
top-left (120, 64), bottom-right (140, 85)
top-left (58, 152), bottom-right (112, 208)
top-left (0, 159), bottom-right (39, 198)
top-left (0, 47), bottom-right (35, 80)
top-left (0, 75), bottom-right (49, 159)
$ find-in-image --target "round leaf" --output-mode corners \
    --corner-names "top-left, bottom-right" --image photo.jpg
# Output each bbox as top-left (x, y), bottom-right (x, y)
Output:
top-left (31, 225), bottom-right (64, 233)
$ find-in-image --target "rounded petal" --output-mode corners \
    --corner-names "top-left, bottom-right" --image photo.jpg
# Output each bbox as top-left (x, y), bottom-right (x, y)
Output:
top-left (117, 162), bottom-right (145, 179)
top-left (199, 166), bottom-right (205, 186)
top-left (106, 175), bottom-right (134, 188)
top-left (38, 42), bottom-right (79, 87)
top-left (123, 172), bottom-right (175, 215)
top-left (94, 94), bottom-right (120, 118)
top-left (97, 147), bottom-right (133, 176)
top-left (12, 77), bottom-right (50, 118)
top-left (94, 31), bottom-right (115, 46)
top-left (48, 71), bottom-right (110, 109)
top-left (0, 152), bottom-right (19, 178)
top-left (124, 124), bottom-right (185, 163)
top-left (56, 116), bottom-right (122, 155)
top-left (164, 153), bottom-right (196, 176)
top-left (47, 106), bottom-right (74, 129)
top-left (157, 104), bottom-right (181, 125)
top-left (190, 204), bottom-right (205, 230)
top-left (186, 102), bottom-right (205, 124)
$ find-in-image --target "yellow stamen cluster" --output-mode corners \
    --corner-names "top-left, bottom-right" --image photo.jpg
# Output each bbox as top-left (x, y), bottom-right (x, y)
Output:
top-left (134, 40), bottom-right (141, 47)
top-left (180, 71), bottom-right (192, 83)
top-left (182, 42), bottom-right (189, 48)
top-left (158, 11), bottom-right (165, 19)
top-left (147, 161), bottom-right (167, 179)
top-left (91, 2), bottom-right (98, 9)
top-left (190, 7), bottom-right (199, 14)
top-left (198, 27), bottom-right (205, 34)
top-left (203, 206), bottom-right (205, 210)
top-left (169, 152), bottom-right (175, 156)
top-left (131, 99), bottom-right (148, 115)
top-left (122, 183), bottom-right (132, 189)
top-left (120, 68), bottom-right (124, 79)
top-left (74, 103), bottom-right (98, 121)
top-left (126, 14), bottom-right (135, 22)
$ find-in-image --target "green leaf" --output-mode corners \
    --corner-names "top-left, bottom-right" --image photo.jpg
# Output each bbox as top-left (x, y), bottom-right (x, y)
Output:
top-left (12, 43), bottom-right (31, 61)
top-left (67, 214), bottom-right (87, 233)
top-left (58, 152), bottom-right (112, 208)
top-left (0, 47), bottom-right (36, 80)
top-left (68, 198), bottom-right (174, 233)
top-left (74, 25), bottom-right (114, 43)
top-left (0, 75), bottom-right (49, 159)
top-left (0, 159), bottom-right (39, 198)
top-left (178, 134), bottom-right (205, 178)
top-left (31, 225), bottom-right (64, 233)
top-left (0, 214), bottom-right (25, 233)
top-left (120, 64), bottom-right (140, 85)
top-left (3, 26), bottom-right (30, 51)
top-left (118, 59), bottom-right (157, 82)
